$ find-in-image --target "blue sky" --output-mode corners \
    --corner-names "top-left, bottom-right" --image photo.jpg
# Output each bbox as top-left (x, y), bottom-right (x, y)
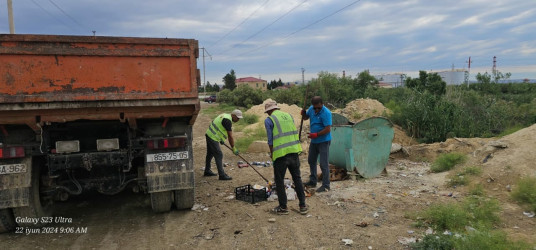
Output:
top-left (1, 0), bottom-right (535, 85)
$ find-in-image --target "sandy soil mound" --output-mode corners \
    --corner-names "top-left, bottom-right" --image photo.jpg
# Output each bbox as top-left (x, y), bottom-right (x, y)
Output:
top-left (245, 98), bottom-right (303, 127)
top-left (339, 98), bottom-right (392, 123)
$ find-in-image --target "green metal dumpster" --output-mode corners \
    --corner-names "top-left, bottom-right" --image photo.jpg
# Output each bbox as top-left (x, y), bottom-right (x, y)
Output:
top-left (329, 116), bottom-right (394, 178)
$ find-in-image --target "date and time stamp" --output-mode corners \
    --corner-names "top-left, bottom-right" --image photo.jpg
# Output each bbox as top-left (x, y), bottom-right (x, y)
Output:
top-left (15, 217), bottom-right (87, 235)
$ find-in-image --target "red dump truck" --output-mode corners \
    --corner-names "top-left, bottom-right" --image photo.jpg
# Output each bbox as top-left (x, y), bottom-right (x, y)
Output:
top-left (0, 34), bottom-right (200, 231)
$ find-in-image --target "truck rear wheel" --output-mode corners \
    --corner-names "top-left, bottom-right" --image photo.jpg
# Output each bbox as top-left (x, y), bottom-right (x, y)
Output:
top-left (13, 158), bottom-right (53, 227)
top-left (174, 188), bottom-right (194, 210)
top-left (0, 209), bottom-right (16, 233)
top-left (150, 191), bottom-right (172, 213)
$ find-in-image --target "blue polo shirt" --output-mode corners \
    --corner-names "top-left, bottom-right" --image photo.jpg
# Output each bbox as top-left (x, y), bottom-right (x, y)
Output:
top-left (306, 105), bottom-right (332, 143)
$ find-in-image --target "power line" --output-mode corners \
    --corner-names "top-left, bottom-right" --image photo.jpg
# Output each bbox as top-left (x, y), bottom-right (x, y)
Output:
top-left (238, 0), bottom-right (362, 57)
top-left (209, 0), bottom-right (271, 48)
top-left (217, 0), bottom-right (308, 55)
top-left (47, 0), bottom-right (91, 32)
top-left (29, 0), bottom-right (77, 31)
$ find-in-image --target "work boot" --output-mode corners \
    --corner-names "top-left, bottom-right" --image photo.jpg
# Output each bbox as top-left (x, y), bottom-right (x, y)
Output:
top-left (272, 206), bottom-right (289, 215)
top-left (219, 174), bottom-right (232, 180)
top-left (299, 205), bottom-right (309, 215)
top-left (316, 186), bottom-right (330, 193)
top-left (204, 170), bottom-right (217, 176)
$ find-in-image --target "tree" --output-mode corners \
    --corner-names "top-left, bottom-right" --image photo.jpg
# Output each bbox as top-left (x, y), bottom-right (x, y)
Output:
top-left (205, 81), bottom-right (212, 92)
top-left (353, 70), bottom-right (379, 97)
top-left (405, 71), bottom-right (446, 96)
top-left (223, 69), bottom-right (237, 90)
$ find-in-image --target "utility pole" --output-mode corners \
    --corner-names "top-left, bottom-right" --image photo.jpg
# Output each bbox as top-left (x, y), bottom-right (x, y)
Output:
top-left (200, 48), bottom-right (212, 95)
top-left (301, 68), bottom-right (305, 85)
top-left (7, 0), bottom-right (15, 34)
top-left (465, 56), bottom-right (472, 86)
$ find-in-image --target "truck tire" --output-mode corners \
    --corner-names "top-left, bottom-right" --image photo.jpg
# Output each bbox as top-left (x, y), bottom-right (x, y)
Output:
top-left (12, 158), bottom-right (53, 227)
top-left (174, 188), bottom-right (194, 210)
top-left (0, 209), bottom-right (16, 233)
top-left (150, 191), bottom-right (172, 213)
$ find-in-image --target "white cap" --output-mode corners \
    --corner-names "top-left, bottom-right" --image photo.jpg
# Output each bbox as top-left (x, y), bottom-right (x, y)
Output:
top-left (231, 109), bottom-right (243, 119)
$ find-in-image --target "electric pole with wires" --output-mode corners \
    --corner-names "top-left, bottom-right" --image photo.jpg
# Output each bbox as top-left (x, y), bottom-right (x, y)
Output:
top-left (7, 0), bottom-right (15, 34)
top-left (200, 48), bottom-right (212, 96)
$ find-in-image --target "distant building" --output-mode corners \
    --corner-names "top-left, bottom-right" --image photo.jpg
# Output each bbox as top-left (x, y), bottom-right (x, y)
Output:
top-left (236, 77), bottom-right (268, 91)
top-left (373, 73), bottom-right (405, 87)
top-left (431, 69), bottom-right (467, 85)
top-left (377, 82), bottom-right (393, 88)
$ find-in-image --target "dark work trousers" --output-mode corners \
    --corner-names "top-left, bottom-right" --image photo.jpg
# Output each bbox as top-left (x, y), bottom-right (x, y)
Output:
top-left (205, 135), bottom-right (225, 176)
top-left (308, 141), bottom-right (331, 188)
top-left (273, 153), bottom-right (306, 208)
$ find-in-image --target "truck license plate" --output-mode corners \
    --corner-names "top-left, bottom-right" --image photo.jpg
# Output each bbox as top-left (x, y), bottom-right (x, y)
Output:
top-left (0, 164), bottom-right (27, 175)
top-left (146, 151), bottom-right (188, 163)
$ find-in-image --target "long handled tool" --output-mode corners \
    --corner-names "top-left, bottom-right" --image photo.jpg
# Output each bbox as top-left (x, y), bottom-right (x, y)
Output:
top-left (222, 143), bottom-right (270, 184)
top-left (298, 84), bottom-right (310, 141)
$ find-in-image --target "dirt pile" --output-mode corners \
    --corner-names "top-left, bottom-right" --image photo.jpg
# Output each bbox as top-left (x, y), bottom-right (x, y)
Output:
top-left (338, 98), bottom-right (392, 123)
top-left (245, 99), bottom-right (303, 127)
top-left (335, 98), bottom-right (417, 146)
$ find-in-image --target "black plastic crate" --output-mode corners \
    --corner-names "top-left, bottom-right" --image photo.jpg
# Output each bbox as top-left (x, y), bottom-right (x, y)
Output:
top-left (235, 184), bottom-right (268, 204)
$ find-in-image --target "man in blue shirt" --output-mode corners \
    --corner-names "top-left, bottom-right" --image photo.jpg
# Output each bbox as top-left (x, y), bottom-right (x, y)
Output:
top-left (301, 96), bottom-right (332, 192)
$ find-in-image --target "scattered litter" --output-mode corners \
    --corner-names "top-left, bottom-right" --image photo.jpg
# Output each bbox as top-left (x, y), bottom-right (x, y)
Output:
top-left (523, 211), bottom-right (535, 218)
top-left (306, 215), bottom-right (312, 218)
top-left (268, 218), bottom-right (276, 223)
top-left (286, 187), bottom-right (297, 201)
top-left (341, 239), bottom-right (353, 246)
top-left (407, 230), bottom-right (414, 234)
top-left (425, 228), bottom-right (434, 235)
top-left (397, 237), bottom-right (416, 245)
top-left (513, 226), bottom-right (520, 229)
top-left (328, 201), bottom-right (345, 207)
top-left (368, 246), bottom-right (373, 250)
top-left (267, 193), bottom-right (278, 201)
top-left (506, 185), bottom-right (511, 192)
top-left (191, 204), bottom-right (204, 211)
top-left (356, 221), bottom-right (368, 227)
top-left (203, 207), bottom-right (209, 211)
top-left (225, 195), bottom-right (235, 200)
top-left (443, 230), bottom-right (452, 235)
top-left (234, 230), bottom-right (242, 235)
top-left (465, 226), bottom-right (476, 232)
top-left (373, 212), bottom-right (379, 218)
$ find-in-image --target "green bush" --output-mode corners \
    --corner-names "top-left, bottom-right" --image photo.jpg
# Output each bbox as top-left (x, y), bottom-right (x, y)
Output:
top-left (431, 152), bottom-right (467, 173)
top-left (421, 203), bottom-right (469, 231)
top-left (463, 196), bottom-right (501, 228)
top-left (239, 113), bottom-right (259, 125)
top-left (511, 177), bottom-right (536, 212)
top-left (235, 126), bottom-right (266, 152)
top-left (411, 234), bottom-right (454, 250)
top-left (217, 89), bottom-right (234, 104)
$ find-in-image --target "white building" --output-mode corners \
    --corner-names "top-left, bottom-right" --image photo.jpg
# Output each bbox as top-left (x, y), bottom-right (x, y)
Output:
top-left (432, 69), bottom-right (467, 85)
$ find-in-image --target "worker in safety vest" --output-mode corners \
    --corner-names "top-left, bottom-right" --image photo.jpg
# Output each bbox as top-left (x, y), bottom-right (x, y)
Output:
top-left (205, 109), bottom-right (242, 180)
top-left (264, 101), bottom-right (308, 215)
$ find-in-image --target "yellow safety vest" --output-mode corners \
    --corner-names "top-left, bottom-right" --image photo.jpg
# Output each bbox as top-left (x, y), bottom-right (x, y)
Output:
top-left (269, 110), bottom-right (302, 161)
top-left (206, 114), bottom-right (231, 142)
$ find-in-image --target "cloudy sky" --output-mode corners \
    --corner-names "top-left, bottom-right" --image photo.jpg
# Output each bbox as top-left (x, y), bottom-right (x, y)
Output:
top-left (1, 0), bottom-right (535, 85)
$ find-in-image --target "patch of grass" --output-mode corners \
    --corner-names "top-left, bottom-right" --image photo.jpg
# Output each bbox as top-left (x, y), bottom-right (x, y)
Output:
top-left (447, 173), bottom-right (468, 187)
top-left (238, 113), bottom-right (259, 125)
top-left (352, 112), bottom-right (362, 120)
top-left (463, 166), bottom-right (482, 175)
top-left (416, 196), bottom-right (500, 232)
top-left (497, 124), bottom-right (525, 137)
top-left (430, 152), bottom-right (467, 173)
top-left (412, 234), bottom-right (454, 250)
top-left (511, 177), bottom-right (536, 212)
top-left (235, 126), bottom-right (266, 152)
top-left (418, 203), bottom-right (469, 231)
top-left (469, 184), bottom-right (485, 196)
top-left (201, 103), bottom-right (237, 119)
top-left (453, 230), bottom-right (531, 250)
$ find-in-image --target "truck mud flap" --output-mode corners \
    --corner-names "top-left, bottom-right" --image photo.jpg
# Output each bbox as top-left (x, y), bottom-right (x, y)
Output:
top-left (0, 157), bottom-right (32, 209)
top-left (145, 158), bottom-right (194, 193)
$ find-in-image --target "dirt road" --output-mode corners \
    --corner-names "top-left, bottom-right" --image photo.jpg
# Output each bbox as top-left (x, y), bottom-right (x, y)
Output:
top-left (1, 103), bottom-right (533, 249)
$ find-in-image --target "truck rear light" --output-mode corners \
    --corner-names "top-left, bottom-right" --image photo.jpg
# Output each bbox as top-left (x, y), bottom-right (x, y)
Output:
top-left (146, 137), bottom-right (186, 149)
top-left (0, 146), bottom-right (25, 159)
top-left (55, 140), bottom-right (80, 154)
top-left (97, 138), bottom-right (119, 152)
